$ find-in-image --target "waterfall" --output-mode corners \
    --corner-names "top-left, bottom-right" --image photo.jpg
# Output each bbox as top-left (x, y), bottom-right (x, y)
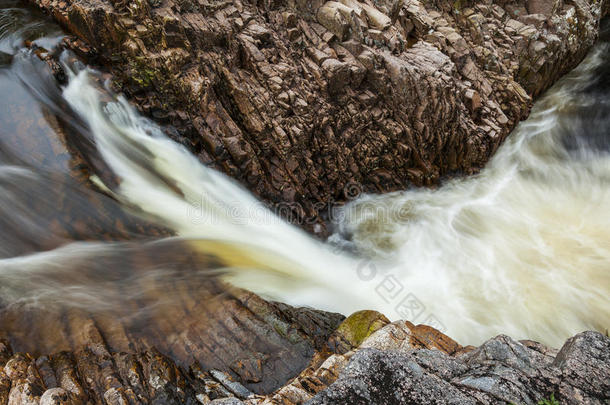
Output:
top-left (0, 9), bottom-right (608, 347)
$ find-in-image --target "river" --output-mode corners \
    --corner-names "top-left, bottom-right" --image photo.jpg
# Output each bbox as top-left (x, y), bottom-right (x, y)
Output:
top-left (0, 1), bottom-right (608, 349)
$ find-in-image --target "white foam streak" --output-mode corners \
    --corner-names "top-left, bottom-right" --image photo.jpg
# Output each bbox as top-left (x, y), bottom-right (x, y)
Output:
top-left (62, 69), bottom-right (382, 315)
top-left (335, 47), bottom-right (610, 346)
top-left (52, 44), bottom-right (610, 347)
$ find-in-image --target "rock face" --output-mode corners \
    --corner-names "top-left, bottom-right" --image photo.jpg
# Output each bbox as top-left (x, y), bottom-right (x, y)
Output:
top-left (27, 0), bottom-right (608, 233)
top-left (2, 311), bottom-right (609, 405)
top-left (307, 328), bottom-right (610, 405)
top-left (0, 284), bottom-right (345, 399)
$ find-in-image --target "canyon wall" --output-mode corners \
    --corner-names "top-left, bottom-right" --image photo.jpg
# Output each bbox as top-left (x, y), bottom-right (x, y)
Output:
top-left (29, 0), bottom-right (608, 233)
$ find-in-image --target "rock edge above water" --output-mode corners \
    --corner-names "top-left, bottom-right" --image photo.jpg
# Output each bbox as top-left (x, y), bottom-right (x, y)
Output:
top-left (1, 310), bottom-right (609, 404)
top-left (27, 0), bottom-right (609, 234)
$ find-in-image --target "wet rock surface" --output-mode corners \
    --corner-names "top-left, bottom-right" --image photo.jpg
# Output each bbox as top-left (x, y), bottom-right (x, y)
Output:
top-left (2, 313), bottom-right (608, 404)
top-left (0, 284), bottom-right (345, 397)
top-left (25, 0), bottom-right (609, 234)
top-left (1, 20), bottom-right (347, 400)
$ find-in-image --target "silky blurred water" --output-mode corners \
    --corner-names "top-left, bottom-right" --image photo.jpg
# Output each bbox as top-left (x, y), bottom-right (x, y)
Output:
top-left (331, 20), bottom-right (610, 345)
top-left (0, 2), bottom-right (607, 348)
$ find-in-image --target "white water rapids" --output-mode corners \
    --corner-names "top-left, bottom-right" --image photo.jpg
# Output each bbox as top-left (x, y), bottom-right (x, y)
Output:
top-left (1, 21), bottom-right (609, 348)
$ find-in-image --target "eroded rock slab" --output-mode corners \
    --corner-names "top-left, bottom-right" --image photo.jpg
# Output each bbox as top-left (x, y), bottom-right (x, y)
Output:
top-left (26, 0), bottom-right (608, 233)
top-left (280, 320), bottom-right (610, 405)
top-left (2, 311), bottom-right (608, 405)
top-left (0, 283), bottom-right (345, 398)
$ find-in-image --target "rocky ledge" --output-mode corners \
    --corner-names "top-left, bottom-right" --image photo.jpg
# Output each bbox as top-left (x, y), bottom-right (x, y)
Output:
top-left (1, 308), bottom-right (609, 404)
top-left (27, 0), bottom-right (608, 233)
top-left (5, 1), bottom-right (608, 404)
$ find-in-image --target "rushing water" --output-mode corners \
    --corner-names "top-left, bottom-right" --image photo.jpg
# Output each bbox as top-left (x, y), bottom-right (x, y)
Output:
top-left (0, 2), bottom-right (608, 349)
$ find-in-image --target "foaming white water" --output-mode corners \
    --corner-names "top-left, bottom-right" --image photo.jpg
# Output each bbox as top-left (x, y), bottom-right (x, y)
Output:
top-left (333, 45), bottom-right (610, 346)
top-left (61, 65), bottom-right (382, 315)
top-left (48, 42), bottom-right (609, 347)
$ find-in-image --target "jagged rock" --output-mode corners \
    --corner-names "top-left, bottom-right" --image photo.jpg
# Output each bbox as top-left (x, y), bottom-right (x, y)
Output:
top-left (1, 313), bottom-right (608, 404)
top-left (25, 0), bottom-right (609, 234)
top-left (310, 348), bottom-right (478, 405)
top-left (259, 318), bottom-right (469, 404)
top-left (0, 285), bottom-right (345, 397)
top-left (308, 330), bottom-right (610, 405)
top-left (527, 0), bottom-right (562, 16)
top-left (553, 331), bottom-right (610, 402)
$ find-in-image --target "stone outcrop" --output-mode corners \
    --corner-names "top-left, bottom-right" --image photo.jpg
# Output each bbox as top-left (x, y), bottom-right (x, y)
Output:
top-left (26, 0), bottom-right (608, 234)
top-left (0, 282), bottom-right (345, 399)
top-left (2, 310), bottom-right (609, 404)
top-left (306, 327), bottom-right (610, 405)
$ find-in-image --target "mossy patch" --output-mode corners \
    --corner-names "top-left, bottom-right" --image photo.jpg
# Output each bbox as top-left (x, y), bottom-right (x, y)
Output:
top-left (331, 310), bottom-right (390, 351)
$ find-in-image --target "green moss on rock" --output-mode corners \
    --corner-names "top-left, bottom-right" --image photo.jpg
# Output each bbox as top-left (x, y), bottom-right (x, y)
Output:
top-left (329, 310), bottom-right (390, 353)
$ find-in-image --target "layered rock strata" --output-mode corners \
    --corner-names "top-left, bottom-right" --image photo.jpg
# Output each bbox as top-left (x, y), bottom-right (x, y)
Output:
top-left (0, 282), bottom-right (345, 398)
top-left (27, 0), bottom-right (608, 233)
top-left (2, 310), bottom-right (609, 404)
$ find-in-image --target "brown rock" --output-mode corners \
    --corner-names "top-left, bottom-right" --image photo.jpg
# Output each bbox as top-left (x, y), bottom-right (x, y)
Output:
top-left (1, 305), bottom-right (608, 405)
top-left (519, 13), bottom-right (548, 29)
top-left (527, 0), bottom-right (563, 16)
top-left (40, 388), bottom-right (79, 405)
top-left (25, 0), bottom-right (608, 235)
top-left (464, 89), bottom-right (481, 113)
top-left (0, 285), bottom-right (344, 397)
